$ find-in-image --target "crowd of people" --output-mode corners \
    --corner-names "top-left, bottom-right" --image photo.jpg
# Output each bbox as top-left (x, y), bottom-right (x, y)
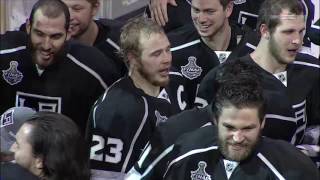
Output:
top-left (1, 0), bottom-right (319, 180)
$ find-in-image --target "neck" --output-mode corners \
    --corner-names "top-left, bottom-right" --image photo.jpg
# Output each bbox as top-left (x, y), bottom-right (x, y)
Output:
top-left (250, 39), bottom-right (287, 74)
top-left (129, 68), bottom-right (160, 97)
top-left (202, 22), bottom-right (231, 51)
top-left (75, 21), bottom-right (98, 46)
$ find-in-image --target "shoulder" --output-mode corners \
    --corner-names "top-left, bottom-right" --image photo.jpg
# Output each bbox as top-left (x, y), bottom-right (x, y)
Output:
top-left (293, 53), bottom-right (320, 69)
top-left (0, 31), bottom-right (27, 52)
top-left (67, 41), bottom-right (121, 86)
top-left (168, 24), bottom-right (201, 50)
top-left (258, 138), bottom-right (319, 178)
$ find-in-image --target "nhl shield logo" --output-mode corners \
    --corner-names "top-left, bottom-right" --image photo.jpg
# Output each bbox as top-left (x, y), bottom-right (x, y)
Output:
top-left (155, 110), bottom-right (168, 126)
top-left (181, 56), bottom-right (202, 80)
top-left (233, 0), bottom-right (246, 5)
top-left (218, 53), bottom-right (227, 64)
top-left (2, 61), bottom-right (23, 85)
top-left (191, 161), bottom-right (212, 180)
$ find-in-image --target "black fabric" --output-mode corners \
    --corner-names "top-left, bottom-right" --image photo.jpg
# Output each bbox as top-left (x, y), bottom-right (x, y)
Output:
top-left (0, 162), bottom-right (39, 180)
top-left (0, 31), bottom-right (120, 134)
top-left (87, 77), bottom-right (175, 173)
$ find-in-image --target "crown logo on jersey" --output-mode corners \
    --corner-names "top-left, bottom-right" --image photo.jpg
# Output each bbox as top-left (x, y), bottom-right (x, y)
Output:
top-left (191, 161), bottom-right (212, 180)
top-left (181, 56), bottom-right (202, 80)
top-left (233, 0), bottom-right (246, 5)
top-left (155, 110), bottom-right (168, 126)
top-left (2, 61), bottom-right (23, 85)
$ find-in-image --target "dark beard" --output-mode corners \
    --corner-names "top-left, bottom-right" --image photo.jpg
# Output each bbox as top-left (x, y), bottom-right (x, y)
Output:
top-left (136, 61), bottom-right (169, 87)
top-left (27, 35), bottom-right (68, 68)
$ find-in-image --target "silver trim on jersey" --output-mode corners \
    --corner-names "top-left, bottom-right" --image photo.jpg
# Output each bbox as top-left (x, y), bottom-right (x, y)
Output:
top-left (67, 53), bottom-right (108, 89)
top-left (0, 46), bottom-right (26, 54)
top-left (245, 43), bottom-right (257, 50)
top-left (257, 153), bottom-right (285, 180)
top-left (293, 61), bottom-right (320, 68)
top-left (171, 39), bottom-right (201, 52)
top-left (164, 146), bottom-right (219, 178)
top-left (106, 38), bottom-right (120, 50)
top-left (265, 114), bottom-right (297, 123)
top-left (121, 96), bottom-right (149, 173)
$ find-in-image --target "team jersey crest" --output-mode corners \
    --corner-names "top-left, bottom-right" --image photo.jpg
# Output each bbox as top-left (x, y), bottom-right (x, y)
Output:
top-left (155, 110), bottom-right (168, 126)
top-left (233, 0), bottom-right (246, 5)
top-left (2, 61), bottom-right (23, 85)
top-left (190, 161), bottom-right (212, 180)
top-left (0, 109), bottom-right (14, 128)
top-left (181, 56), bottom-right (202, 80)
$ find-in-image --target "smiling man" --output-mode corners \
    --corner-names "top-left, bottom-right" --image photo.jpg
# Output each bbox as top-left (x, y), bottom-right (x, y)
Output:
top-left (0, 0), bottom-right (120, 134)
top-left (86, 17), bottom-right (175, 180)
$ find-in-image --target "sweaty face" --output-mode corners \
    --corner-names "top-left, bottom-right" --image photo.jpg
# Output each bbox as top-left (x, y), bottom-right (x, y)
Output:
top-left (27, 9), bottom-right (67, 69)
top-left (63, 0), bottom-right (97, 38)
top-left (217, 106), bottom-right (264, 162)
top-left (268, 10), bottom-right (305, 65)
top-left (136, 32), bottom-right (172, 87)
top-left (191, 0), bottom-right (232, 38)
top-left (10, 124), bottom-right (39, 176)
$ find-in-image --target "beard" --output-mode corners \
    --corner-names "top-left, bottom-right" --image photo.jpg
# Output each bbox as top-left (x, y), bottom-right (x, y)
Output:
top-left (218, 132), bottom-right (261, 162)
top-left (136, 62), bottom-right (169, 87)
top-left (27, 35), bottom-right (67, 68)
top-left (268, 35), bottom-right (289, 65)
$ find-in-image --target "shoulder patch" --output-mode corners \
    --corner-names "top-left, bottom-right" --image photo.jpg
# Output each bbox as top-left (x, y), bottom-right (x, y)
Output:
top-left (2, 61), bottom-right (23, 85)
top-left (191, 161), bottom-right (212, 180)
top-left (181, 56), bottom-right (202, 80)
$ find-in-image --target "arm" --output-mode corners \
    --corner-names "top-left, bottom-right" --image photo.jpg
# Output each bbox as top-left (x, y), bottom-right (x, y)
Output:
top-left (149, 0), bottom-right (177, 26)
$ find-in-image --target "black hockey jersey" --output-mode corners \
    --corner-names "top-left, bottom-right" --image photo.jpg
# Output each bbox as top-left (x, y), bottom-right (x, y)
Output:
top-left (196, 54), bottom-right (320, 145)
top-left (166, 23), bottom-right (256, 111)
top-left (163, 126), bottom-right (319, 180)
top-left (0, 31), bottom-right (120, 134)
top-left (126, 106), bottom-right (213, 180)
top-left (87, 77), bottom-right (175, 179)
top-left (94, 19), bottom-right (127, 76)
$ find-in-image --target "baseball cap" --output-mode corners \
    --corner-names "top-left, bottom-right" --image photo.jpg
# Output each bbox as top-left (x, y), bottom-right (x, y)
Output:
top-left (0, 107), bottom-right (36, 153)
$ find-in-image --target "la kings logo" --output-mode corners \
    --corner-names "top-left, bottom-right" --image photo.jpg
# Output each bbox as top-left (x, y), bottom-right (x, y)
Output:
top-left (2, 61), bottom-right (23, 85)
top-left (155, 110), bottom-right (168, 126)
top-left (16, 91), bottom-right (62, 113)
top-left (0, 109), bottom-right (14, 128)
top-left (191, 161), bottom-right (212, 180)
top-left (181, 56), bottom-right (202, 80)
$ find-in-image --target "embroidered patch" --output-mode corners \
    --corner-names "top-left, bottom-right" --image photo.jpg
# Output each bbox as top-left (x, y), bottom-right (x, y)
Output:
top-left (155, 110), bottom-right (168, 126)
top-left (0, 109), bottom-right (14, 128)
top-left (2, 61), bottom-right (23, 85)
top-left (190, 161), bottom-right (212, 180)
top-left (233, 0), bottom-right (246, 5)
top-left (181, 56), bottom-right (202, 80)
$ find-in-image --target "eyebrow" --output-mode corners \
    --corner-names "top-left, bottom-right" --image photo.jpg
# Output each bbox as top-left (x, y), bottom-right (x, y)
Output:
top-left (222, 122), bottom-right (257, 129)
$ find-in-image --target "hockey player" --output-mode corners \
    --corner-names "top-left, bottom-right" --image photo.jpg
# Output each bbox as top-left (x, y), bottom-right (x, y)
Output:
top-left (162, 0), bottom-right (257, 112)
top-left (0, 0), bottom-right (120, 134)
top-left (62, 0), bottom-right (127, 76)
top-left (86, 17), bottom-right (175, 179)
top-left (162, 67), bottom-right (319, 180)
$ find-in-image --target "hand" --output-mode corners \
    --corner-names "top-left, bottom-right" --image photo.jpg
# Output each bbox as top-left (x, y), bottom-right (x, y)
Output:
top-left (149, 0), bottom-right (177, 26)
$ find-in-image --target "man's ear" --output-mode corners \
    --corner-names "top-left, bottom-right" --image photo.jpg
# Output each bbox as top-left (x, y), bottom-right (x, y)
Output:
top-left (261, 118), bottom-right (265, 129)
top-left (225, 1), bottom-right (234, 18)
top-left (26, 19), bottom-right (31, 34)
top-left (66, 32), bottom-right (71, 41)
top-left (260, 24), bottom-right (270, 40)
top-left (35, 156), bottom-right (43, 169)
top-left (91, 0), bottom-right (101, 17)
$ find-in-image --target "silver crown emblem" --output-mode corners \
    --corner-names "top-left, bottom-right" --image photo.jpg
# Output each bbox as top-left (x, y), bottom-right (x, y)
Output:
top-left (190, 161), bottom-right (212, 180)
top-left (2, 61), bottom-right (23, 85)
top-left (181, 56), bottom-right (202, 80)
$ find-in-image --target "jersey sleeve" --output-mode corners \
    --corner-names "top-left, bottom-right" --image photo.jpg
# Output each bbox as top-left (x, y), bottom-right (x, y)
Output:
top-left (86, 85), bottom-right (152, 179)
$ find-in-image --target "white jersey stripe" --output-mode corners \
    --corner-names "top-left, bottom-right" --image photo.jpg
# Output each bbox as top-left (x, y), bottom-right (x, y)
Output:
top-left (265, 114), bottom-right (296, 123)
top-left (245, 43), bottom-right (257, 50)
top-left (292, 100), bottom-right (306, 108)
top-left (164, 146), bottom-right (218, 177)
top-left (169, 71), bottom-right (183, 76)
top-left (171, 39), bottom-right (201, 51)
top-left (0, 46), bottom-right (26, 54)
top-left (311, 24), bottom-right (320, 29)
top-left (293, 61), bottom-right (320, 68)
top-left (257, 153), bottom-right (286, 180)
top-left (138, 145), bottom-right (152, 167)
top-left (67, 53), bottom-right (108, 89)
top-left (121, 96), bottom-right (149, 172)
top-left (106, 38), bottom-right (120, 50)
top-left (141, 144), bottom-right (175, 178)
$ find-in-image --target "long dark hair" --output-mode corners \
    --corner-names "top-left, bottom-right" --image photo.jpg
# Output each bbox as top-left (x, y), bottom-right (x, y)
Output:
top-left (25, 112), bottom-right (90, 180)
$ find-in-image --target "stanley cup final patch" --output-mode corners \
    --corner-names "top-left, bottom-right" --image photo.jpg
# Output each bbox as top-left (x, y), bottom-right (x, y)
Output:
top-left (181, 56), bottom-right (202, 80)
top-left (190, 161), bottom-right (212, 180)
top-left (2, 61), bottom-right (23, 85)
top-left (233, 0), bottom-right (246, 5)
